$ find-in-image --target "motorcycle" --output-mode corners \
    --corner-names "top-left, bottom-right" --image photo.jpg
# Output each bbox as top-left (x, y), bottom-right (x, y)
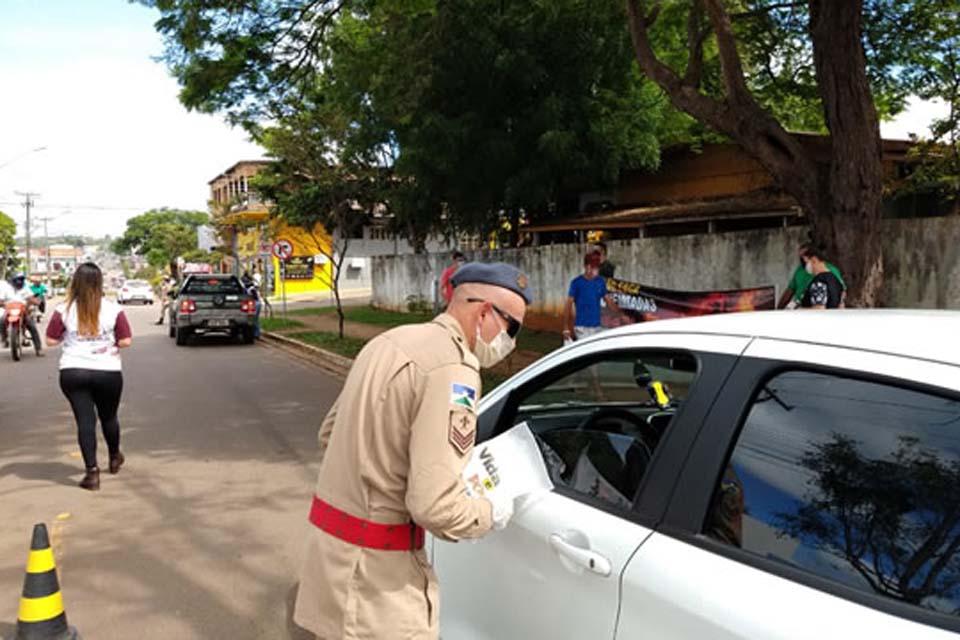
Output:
top-left (4, 300), bottom-right (30, 361)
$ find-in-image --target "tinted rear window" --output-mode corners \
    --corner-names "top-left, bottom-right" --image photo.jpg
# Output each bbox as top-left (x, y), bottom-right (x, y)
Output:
top-left (125, 280), bottom-right (148, 287)
top-left (181, 277), bottom-right (244, 295)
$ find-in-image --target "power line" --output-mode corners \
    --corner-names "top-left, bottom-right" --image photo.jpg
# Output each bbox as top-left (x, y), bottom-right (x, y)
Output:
top-left (0, 201), bottom-right (155, 212)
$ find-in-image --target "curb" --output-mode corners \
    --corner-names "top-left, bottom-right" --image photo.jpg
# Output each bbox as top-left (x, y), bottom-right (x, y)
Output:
top-left (261, 331), bottom-right (354, 378)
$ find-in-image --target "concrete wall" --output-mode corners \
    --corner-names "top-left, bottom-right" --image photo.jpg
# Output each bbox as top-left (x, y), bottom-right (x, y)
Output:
top-left (371, 216), bottom-right (960, 319)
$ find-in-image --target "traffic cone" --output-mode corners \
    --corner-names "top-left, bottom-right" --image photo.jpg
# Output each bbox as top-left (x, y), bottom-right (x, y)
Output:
top-left (13, 523), bottom-right (79, 640)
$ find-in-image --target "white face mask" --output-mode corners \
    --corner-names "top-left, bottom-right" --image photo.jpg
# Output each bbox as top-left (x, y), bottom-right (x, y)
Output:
top-left (474, 319), bottom-right (516, 369)
top-left (804, 260), bottom-right (814, 275)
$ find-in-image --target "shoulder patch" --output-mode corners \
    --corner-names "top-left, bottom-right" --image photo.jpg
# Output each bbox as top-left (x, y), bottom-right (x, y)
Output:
top-left (449, 409), bottom-right (476, 457)
top-left (450, 383), bottom-right (477, 412)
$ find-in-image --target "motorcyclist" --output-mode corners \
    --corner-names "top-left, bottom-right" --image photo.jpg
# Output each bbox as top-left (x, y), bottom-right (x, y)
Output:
top-left (29, 275), bottom-right (48, 318)
top-left (1, 273), bottom-right (44, 356)
top-left (0, 277), bottom-right (14, 345)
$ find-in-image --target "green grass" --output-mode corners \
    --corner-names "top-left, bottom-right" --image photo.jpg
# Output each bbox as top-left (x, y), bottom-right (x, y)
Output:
top-left (481, 370), bottom-right (510, 392)
top-left (516, 328), bottom-right (561, 355)
top-left (290, 305), bottom-right (433, 327)
top-left (289, 331), bottom-right (369, 359)
top-left (287, 329), bottom-right (515, 392)
top-left (260, 317), bottom-right (306, 332)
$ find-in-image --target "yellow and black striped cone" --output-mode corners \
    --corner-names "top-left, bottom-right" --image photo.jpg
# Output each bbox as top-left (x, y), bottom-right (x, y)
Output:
top-left (13, 523), bottom-right (79, 640)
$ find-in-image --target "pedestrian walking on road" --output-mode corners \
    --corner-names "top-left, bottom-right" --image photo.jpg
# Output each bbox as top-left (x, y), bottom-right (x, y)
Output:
top-left (155, 276), bottom-right (176, 325)
top-left (294, 261), bottom-right (532, 640)
top-left (45, 263), bottom-right (133, 491)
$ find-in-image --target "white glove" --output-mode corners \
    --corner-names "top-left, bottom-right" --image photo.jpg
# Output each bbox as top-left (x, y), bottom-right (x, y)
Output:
top-left (488, 495), bottom-right (514, 530)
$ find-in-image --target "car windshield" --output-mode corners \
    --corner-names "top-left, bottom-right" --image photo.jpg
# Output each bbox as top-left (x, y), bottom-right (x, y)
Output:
top-left (125, 280), bottom-right (148, 287)
top-left (181, 277), bottom-right (244, 295)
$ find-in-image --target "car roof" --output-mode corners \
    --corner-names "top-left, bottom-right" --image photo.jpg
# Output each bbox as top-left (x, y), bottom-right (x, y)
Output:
top-left (599, 310), bottom-right (960, 366)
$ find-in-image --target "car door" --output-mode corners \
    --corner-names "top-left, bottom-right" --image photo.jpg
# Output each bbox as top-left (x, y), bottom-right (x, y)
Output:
top-left (434, 332), bottom-right (748, 640)
top-left (617, 338), bottom-right (960, 639)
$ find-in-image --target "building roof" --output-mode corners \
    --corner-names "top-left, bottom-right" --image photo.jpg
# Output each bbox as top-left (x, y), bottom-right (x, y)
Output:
top-left (207, 160), bottom-right (274, 185)
top-left (527, 191), bottom-right (798, 232)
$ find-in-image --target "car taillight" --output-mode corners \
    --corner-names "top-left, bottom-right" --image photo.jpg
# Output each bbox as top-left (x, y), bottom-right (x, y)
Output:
top-left (122, 287), bottom-right (129, 292)
top-left (240, 299), bottom-right (256, 314)
top-left (180, 299), bottom-right (197, 314)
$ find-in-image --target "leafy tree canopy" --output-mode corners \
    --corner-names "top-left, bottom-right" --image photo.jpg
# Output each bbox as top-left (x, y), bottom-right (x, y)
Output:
top-left (112, 208), bottom-right (209, 271)
top-left (0, 210), bottom-right (17, 278)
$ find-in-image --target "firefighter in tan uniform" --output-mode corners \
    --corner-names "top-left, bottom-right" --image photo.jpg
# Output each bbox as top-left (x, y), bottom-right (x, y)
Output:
top-left (294, 262), bottom-right (532, 640)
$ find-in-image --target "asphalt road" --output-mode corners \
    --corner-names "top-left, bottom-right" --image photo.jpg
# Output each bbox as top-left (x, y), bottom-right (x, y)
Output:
top-left (0, 303), bottom-right (340, 639)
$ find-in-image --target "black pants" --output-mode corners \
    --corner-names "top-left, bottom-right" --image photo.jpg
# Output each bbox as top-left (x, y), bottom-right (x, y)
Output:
top-left (59, 369), bottom-right (124, 470)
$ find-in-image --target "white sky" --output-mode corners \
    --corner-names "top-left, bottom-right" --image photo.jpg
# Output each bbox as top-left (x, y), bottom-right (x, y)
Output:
top-left (0, 1), bottom-right (947, 240)
top-left (0, 0), bottom-right (265, 240)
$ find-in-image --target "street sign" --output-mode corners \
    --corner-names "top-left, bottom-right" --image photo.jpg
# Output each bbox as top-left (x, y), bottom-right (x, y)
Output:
top-left (271, 239), bottom-right (294, 261)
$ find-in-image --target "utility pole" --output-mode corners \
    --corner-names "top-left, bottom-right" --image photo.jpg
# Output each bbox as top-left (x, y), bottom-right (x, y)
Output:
top-left (14, 192), bottom-right (39, 277)
top-left (36, 216), bottom-right (54, 290)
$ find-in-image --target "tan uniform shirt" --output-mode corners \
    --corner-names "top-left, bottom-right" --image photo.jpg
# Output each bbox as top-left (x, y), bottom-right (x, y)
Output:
top-left (294, 314), bottom-right (493, 640)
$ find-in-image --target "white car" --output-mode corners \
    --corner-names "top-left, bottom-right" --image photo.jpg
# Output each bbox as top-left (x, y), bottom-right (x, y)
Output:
top-left (434, 310), bottom-right (960, 640)
top-left (117, 279), bottom-right (154, 305)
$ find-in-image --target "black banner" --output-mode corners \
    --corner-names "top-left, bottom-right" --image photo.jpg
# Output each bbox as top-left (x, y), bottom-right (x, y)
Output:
top-left (603, 278), bottom-right (776, 326)
top-left (283, 256), bottom-right (315, 280)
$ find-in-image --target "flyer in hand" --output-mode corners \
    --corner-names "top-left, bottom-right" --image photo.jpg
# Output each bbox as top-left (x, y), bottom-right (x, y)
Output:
top-left (462, 422), bottom-right (553, 501)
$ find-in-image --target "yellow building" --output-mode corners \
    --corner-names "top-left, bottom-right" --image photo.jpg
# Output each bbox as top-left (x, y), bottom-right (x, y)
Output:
top-left (208, 161), bottom-right (333, 297)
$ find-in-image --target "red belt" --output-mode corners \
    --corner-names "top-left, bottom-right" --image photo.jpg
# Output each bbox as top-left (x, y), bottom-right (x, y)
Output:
top-left (309, 496), bottom-right (425, 551)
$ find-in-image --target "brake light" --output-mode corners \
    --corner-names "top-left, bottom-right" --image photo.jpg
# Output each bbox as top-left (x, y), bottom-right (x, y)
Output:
top-left (180, 299), bottom-right (197, 314)
top-left (122, 287), bottom-right (129, 292)
top-left (240, 299), bottom-right (256, 314)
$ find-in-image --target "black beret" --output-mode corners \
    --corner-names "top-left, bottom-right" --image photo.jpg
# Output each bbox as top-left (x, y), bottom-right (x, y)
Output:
top-left (450, 261), bottom-right (533, 305)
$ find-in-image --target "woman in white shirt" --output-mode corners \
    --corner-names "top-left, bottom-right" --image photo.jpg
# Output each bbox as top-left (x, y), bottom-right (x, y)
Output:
top-left (46, 263), bottom-right (133, 491)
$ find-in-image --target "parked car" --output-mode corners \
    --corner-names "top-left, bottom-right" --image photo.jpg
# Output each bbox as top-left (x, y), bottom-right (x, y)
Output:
top-left (117, 279), bottom-right (154, 305)
top-left (169, 274), bottom-right (257, 346)
top-left (434, 310), bottom-right (960, 640)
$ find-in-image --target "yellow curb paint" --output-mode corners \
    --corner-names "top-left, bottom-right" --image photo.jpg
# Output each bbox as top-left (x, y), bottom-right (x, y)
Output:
top-left (18, 592), bottom-right (64, 622)
top-left (56, 513), bottom-right (71, 521)
top-left (26, 548), bottom-right (55, 574)
top-left (68, 452), bottom-right (82, 458)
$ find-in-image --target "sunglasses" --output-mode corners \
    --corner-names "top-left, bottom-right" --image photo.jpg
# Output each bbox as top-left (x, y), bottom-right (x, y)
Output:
top-left (467, 298), bottom-right (522, 338)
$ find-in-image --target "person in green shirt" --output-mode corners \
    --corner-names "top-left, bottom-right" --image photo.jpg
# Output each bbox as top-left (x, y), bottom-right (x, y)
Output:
top-left (29, 275), bottom-right (48, 315)
top-left (777, 242), bottom-right (846, 309)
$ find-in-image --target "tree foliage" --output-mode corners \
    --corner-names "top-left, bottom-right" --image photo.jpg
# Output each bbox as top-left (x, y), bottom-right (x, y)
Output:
top-left (779, 434), bottom-right (960, 608)
top-left (625, 0), bottom-right (960, 306)
top-left (141, 0), bottom-right (674, 244)
top-left (0, 210), bottom-right (17, 278)
top-left (112, 208), bottom-right (209, 275)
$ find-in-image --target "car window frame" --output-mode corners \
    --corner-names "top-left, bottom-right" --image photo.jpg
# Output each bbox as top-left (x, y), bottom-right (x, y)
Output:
top-left (483, 341), bottom-right (739, 528)
top-left (662, 352), bottom-right (960, 635)
top-left (179, 275), bottom-right (245, 296)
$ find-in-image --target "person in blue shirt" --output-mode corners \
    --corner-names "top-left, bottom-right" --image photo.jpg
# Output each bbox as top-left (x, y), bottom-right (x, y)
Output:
top-left (562, 252), bottom-right (625, 342)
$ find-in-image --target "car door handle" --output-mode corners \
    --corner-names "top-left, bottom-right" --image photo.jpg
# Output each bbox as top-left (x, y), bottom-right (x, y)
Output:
top-left (549, 534), bottom-right (612, 577)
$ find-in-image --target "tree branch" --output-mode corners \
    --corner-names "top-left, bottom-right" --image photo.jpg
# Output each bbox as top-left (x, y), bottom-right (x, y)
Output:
top-left (701, 0), bottom-right (751, 105)
top-left (683, 1), bottom-right (710, 88)
top-left (625, 0), bottom-right (727, 130)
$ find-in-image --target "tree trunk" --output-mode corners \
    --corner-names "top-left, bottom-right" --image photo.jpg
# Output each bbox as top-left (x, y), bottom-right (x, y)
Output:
top-left (809, 0), bottom-right (885, 306)
top-left (626, 0), bottom-right (886, 307)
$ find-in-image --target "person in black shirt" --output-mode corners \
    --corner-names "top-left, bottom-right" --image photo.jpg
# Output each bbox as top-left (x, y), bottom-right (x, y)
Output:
top-left (800, 245), bottom-right (844, 309)
top-left (595, 242), bottom-right (616, 279)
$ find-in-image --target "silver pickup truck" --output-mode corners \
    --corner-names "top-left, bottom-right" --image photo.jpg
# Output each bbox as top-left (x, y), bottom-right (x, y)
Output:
top-left (169, 274), bottom-right (257, 346)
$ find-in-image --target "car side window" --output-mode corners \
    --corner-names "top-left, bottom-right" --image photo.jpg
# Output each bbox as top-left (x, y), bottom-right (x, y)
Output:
top-left (511, 351), bottom-right (698, 511)
top-left (705, 370), bottom-right (960, 617)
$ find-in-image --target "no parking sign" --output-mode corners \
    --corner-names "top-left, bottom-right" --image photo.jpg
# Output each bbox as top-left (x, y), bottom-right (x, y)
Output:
top-left (271, 239), bottom-right (294, 261)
